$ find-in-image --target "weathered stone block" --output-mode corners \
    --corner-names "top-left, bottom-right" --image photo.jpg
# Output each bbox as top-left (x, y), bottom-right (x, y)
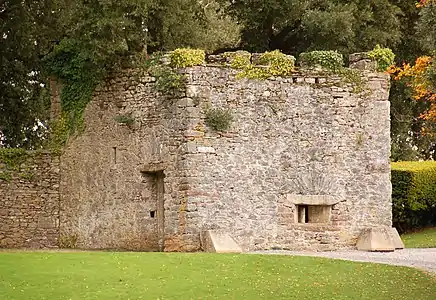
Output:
top-left (390, 227), bottom-right (405, 249)
top-left (356, 227), bottom-right (395, 252)
top-left (200, 231), bottom-right (242, 253)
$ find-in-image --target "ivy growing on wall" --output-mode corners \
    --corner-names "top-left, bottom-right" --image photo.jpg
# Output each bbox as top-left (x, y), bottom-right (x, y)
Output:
top-left (0, 148), bottom-right (31, 181)
top-left (145, 49), bottom-right (206, 94)
top-left (43, 39), bottom-right (104, 141)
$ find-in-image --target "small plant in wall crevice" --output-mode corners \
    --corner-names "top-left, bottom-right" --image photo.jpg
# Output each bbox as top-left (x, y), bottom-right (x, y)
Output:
top-left (114, 114), bottom-right (135, 128)
top-left (205, 108), bottom-right (233, 132)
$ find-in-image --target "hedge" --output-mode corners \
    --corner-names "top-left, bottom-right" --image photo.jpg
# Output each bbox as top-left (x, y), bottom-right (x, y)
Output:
top-left (391, 161), bottom-right (436, 233)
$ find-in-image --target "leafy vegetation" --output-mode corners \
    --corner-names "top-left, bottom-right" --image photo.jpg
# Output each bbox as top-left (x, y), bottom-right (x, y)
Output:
top-left (402, 227), bottom-right (436, 248)
top-left (298, 51), bottom-right (344, 71)
top-left (227, 51), bottom-right (252, 69)
top-left (114, 114), bottom-right (135, 127)
top-left (368, 45), bottom-right (396, 72)
top-left (150, 66), bottom-right (186, 94)
top-left (235, 50), bottom-right (295, 79)
top-left (391, 161), bottom-right (436, 232)
top-left (218, 0), bottom-right (402, 55)
top-left (205, 108), bottom-right (233, 132)
top-left (1, 0), bottom-right (436, 161)
top-left (170, 49), bottom-right (206, 68)
top-left (0, 253), bottom-right (435, 300)
top-left (0, 148), bottom-right (34, 182)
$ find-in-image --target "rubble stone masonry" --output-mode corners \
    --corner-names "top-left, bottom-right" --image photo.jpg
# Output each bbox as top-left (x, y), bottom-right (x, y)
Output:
top-left (0, 152), bottom-right (60, 248)
top-left (0, 53), bottom-right (391, 251)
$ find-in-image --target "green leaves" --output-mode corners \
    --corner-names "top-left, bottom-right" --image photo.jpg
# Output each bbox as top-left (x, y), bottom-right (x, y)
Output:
top-left (392, 161), bottom-right (436, 232)
top-left (416, 2), bottom-right (436, 53)
top-left (221, 0), bottom-right (402, 55)
top-left (298, 51), bottom-right (344, 71)
top-left (368, 45), bottom-right (395, 72)
top-left (169, 49), bottom-right (206, 68)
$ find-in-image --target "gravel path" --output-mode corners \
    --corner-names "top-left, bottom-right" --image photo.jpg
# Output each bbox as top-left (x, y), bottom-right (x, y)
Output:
top-left (252, 248), bottom-right (436, 274)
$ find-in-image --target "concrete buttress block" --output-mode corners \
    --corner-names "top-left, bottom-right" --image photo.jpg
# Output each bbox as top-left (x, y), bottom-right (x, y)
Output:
top-left (391, 227), bottom-right (405, 249)
top-left (201, 230), bottom-right (242, 253)
top-left (356, 227), bottom-right (395, 252)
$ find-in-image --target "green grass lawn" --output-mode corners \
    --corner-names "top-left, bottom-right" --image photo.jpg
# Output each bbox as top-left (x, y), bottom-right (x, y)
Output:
top-left (402, 227), bottom-right (436, 248)
top-left (0, 252), bottom-right (435, 300)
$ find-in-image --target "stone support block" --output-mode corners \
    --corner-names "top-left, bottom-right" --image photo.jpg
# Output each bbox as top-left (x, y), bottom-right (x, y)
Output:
top-left (356, 227), bottom-right (395, 252)
top-left (201, 230), bottom-right (242, 253)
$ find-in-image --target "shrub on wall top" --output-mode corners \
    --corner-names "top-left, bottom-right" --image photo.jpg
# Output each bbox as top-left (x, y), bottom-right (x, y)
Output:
top-left (298, 50), bottom-right (344, 71)
top-left (391, 161), bottom-right (436, 232)
top-left (368, 45), bottom-right (395, 72)
top-left (170, 48), bottom-right (206, 68)
top-left (256, 50), bottom-right (295, 76)
top-left (226, 51), bottom-right (251, 69)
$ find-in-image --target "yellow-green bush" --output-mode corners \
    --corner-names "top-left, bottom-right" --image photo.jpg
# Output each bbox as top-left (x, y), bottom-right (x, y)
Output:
top-left (170, 48), bottom-right (206, 68)
top-left (235, 66), bottom-right (270, 80)
top-left (227, 52), bottom-right (251, 69)
top-left (234, 50), bottom-right (295, 79)
top-left (368, 45), bottom-right (395, 72)
top-left (257, 50), bottom-right (295, 76)
top-left (392, 161), bottom-right (436, 232)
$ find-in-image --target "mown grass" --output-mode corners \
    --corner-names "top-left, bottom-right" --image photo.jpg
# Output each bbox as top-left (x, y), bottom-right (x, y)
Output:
top-left (402, 227), bottom-right (436, 248)
top-left (0, 252), bottom-right (435, 300)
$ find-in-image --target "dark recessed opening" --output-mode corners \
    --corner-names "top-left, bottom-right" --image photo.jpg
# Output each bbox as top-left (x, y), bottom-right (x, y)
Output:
top-left (292, 77), bottom-right (298, 83)
top-left (113, 147), bottom-right (117, 164)
top-left (298, 205), bottom-right (308, 223)
top-left (150, 210), bottom-right (156, 218)
top-left (315, 77), bottom-right (320, 84)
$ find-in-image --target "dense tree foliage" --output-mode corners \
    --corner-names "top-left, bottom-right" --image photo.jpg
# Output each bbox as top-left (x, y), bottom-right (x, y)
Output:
top-left (1, 0), bottom-right (435, 159)
top-left (0, 0), bottom-right (56, 148)
top-left (218, 0), bottom-right (402, 55)
top-left (0, 0), bottom-right (239, 147)
top-left (416, 1), bottom-right (436, 52)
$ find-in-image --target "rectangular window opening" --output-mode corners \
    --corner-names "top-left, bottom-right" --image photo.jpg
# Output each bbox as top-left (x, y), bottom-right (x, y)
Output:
top-left (297, 205), bottom-right (331, 224)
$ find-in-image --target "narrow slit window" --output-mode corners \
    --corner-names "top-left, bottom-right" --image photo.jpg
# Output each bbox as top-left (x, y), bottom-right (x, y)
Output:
top-left (113, 147), bottom-right (117, 164)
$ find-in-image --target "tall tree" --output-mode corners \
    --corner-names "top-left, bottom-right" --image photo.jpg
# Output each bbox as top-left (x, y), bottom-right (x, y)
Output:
top-left (0, 0), bottom-right (56, 148)
top-left (218, 0), bottom-right (402, 55)
top-left (416, 1), bottom-right (436, 52)
top-left (1, 0), bottom-right (240, 147)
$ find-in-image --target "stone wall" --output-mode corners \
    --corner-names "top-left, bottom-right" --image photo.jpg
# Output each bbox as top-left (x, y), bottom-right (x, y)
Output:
top-left (0, 152), bottom-right (60, 248)
top-left (59, 70), bottom-right (199, 251)
top-left (180, 66), bottom-right (391, 251)
top-left (0, 53), bottom-right (391, 252)
top-left (59, 58), bottom-right (390, 251)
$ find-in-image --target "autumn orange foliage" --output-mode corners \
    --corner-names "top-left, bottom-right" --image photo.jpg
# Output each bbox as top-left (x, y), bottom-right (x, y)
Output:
top-left (388, 56), bottom-right (436, 121)
top-left (416, 0), bottom-right (436, 8)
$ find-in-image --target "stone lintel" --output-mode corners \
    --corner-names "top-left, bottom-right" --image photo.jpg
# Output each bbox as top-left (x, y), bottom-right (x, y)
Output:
top-left (286, 194), bottom-right (339, 206)
top-left (141, 162), bottom-right (166, 173)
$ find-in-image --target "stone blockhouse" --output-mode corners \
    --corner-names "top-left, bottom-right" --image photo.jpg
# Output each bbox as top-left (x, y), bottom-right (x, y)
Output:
top-left (0, 53), bottom-right (391, 251)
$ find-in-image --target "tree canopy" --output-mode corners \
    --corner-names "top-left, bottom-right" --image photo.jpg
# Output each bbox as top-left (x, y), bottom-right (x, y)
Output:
top-left (1, 0), bottom-right (435, 160)
top-left (218, 0), bottom-right (402, 55)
